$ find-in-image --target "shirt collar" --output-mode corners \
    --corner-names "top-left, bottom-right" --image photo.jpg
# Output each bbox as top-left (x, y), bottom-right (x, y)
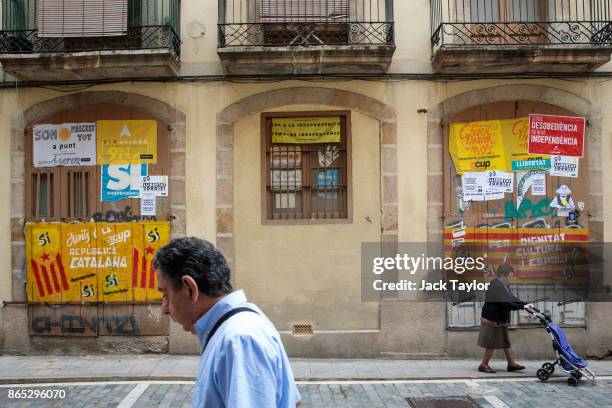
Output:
top-left (193, 289), bottom-right (248, 346)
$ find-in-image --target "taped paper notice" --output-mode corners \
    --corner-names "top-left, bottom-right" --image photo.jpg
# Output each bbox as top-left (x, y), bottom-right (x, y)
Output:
top-left (486, 170), bottom-right (513, 193)
top-left (451, 238), bottom-right (465, 248)
top-left (140, 194), bottom-right (156, 216)
top-left (452, 227), bottom-right (466, 238)
top-left (550, 156), bottom-right (579, 178)
top-left (461, 172), bottom-right (486, 201)
top-left (531, 173), bottom-right (546, 196)
top-left (139, 175), bottom-right (168, 197)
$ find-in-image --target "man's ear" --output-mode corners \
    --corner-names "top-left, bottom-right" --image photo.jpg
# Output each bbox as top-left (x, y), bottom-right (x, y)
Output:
top-left (181, 275), bottom-right (199, 303)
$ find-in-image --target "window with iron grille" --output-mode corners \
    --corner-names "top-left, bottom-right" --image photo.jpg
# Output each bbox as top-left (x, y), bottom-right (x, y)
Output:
top-left (262, 111), bottom-right (351, 221)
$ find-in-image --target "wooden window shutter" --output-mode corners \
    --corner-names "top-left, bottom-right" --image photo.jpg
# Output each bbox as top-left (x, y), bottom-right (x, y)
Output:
top-left (259, 0), bottom-right (350, 21)
top-left (37, 0), bottom-right (128, 37)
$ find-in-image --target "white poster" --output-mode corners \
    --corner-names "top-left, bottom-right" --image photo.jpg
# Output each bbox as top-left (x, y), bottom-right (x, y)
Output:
top-left (486, 170), bottom-right (513, 193)
top-left (140, 193), bottom-right (157, 216)
top-left (531, 173), bottom-right (546, 196)
top-left (461, 172), bottom-right (486, 201)
top-left (33, 123), bottom-right (96, 167)
top-left (516, 170), bottom-right (547, 209)
top-left (462, 172), bottom-right (505, 201)
top-left (550, 155), bottom-right (579, 178)
top-left (139, 175), bottom-right (168, 197)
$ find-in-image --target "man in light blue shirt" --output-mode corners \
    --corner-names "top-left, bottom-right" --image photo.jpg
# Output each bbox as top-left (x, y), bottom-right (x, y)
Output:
top-left (154, 237), bottom-right (301, 407)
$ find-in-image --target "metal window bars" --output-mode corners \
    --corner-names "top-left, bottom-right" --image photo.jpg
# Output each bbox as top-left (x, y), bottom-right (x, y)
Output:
top-left (0, 0), bottom-right (181, 56)
top-left (431, 0), bottom-right (612, 54)
top-left (218, 0), bottom-right (394, 47)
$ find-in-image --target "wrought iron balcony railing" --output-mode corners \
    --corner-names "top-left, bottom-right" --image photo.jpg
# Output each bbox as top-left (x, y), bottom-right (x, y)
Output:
top-left (218, 0), bottom-right (394, 47)
top-left (0, 0), bottom-right (181, 57)
top-left (431, 0), bottom-right (612, 54)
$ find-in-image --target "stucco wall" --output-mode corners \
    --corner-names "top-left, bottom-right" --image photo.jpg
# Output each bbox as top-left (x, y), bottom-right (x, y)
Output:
top-left (1, 79), bottom-right (610, 357)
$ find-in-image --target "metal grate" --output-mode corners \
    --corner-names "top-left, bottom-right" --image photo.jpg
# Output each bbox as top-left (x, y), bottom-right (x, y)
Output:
top-left (0, 0), bottom-right (181, 57)
top-left (406, 396), bottom-right (482, 408)
top-left (431, 0), bottom-right (612, 54)
top-left (292, 324), bottom-right (314, 335)
top-left (219, 0), bottom-right (394, 47)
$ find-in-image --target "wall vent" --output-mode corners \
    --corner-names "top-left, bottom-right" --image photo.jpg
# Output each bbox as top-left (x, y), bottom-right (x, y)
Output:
top-left (292, 324), bottom-right (314, 336)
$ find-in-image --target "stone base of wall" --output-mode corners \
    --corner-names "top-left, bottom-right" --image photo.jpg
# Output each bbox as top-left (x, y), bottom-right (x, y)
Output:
top-left (0, 306), bottom-right (168, 355)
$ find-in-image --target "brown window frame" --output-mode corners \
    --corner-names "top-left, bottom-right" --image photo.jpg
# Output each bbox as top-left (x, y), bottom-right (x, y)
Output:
top-left (261, 110), bottom-right (352, 225)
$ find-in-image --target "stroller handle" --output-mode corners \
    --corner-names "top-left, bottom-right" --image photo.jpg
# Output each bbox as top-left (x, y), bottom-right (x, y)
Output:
top-left (525, 305), bottom-right (551, 324)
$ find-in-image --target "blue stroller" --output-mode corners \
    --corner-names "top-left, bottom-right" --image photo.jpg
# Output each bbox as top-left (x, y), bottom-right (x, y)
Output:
top-left (526, 306), bottom-right (596, 386)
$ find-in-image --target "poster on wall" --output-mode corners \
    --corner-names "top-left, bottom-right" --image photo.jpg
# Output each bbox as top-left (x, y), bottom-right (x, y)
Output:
top-left (25, 221), bottom-right (170, 303)
top-left (501, 118), bottom-right (551, 171)
top-left (140, 194), bottom-right (157, 216)
top-left (549, 155), bottom-right (579, 178)
top-left (139, 175), bottom-right (168, 197)
top-left (528, 114), bottom-right (585, 157)
top-left (97, 120), bottom-right (157, 164)
top-left (33, 123), bottom-right (96, 167)
top-left (101, 164), bottom-right (148, 202)
top-left (271, 117), bottom-right (341, 144)
top-left (449, 119), bottom-right (506, 174)
top-left (516, 170), bottom-right (547, 210)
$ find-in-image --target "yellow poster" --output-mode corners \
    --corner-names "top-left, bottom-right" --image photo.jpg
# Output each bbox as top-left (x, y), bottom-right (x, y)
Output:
top-left (97, 120), bottom-right (157, 164)
top-left (501, 117), bottom-right (551, 171)
top-left (26, 223), bottom-right (64, 302)
top-left (25, 222), bottom-right (170, 303)
top-left (449, 119), bottom-right (507, 174)
top-left (132, 222), bottom-right (170, 301)
top-left (62, 223), bottom-right (97, 302)
top-left (271, 117), bottom-right (341, 144)
top-left (96, 223), bottom-right (133, 302)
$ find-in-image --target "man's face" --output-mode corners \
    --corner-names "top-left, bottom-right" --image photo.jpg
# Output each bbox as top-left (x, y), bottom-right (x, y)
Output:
top-left (157, 271), bottom-right (195, 333)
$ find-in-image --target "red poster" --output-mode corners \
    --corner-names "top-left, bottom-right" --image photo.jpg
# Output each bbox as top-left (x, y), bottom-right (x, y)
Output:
top-left (528, 114), bottom-right (585, 157)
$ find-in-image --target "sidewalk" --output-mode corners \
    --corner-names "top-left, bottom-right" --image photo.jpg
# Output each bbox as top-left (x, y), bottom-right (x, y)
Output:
top-left (0, 355), bottom-right (611, 383)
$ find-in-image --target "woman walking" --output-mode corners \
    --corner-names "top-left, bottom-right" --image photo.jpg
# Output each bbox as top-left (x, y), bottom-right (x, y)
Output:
top-left (478, 263), bottom-right (534, 373)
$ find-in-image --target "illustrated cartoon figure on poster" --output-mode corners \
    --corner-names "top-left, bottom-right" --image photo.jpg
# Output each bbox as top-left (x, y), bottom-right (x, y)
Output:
top-left (549, 184), bottom-right (575, 217)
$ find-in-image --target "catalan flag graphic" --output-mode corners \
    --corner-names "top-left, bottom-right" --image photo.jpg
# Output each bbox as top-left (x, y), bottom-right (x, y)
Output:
top-left (132, 246), bottom-right (157, 289)
top-left (30, 253), bottom-right (70, 298)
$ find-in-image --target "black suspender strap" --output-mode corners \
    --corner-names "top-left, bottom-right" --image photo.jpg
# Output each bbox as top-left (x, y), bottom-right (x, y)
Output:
top-left (201, 307), bottom-right (258, 354)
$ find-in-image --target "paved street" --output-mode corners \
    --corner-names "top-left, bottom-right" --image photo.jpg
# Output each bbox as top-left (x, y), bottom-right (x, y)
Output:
top-left (0, 378), bottom-right (611, 407)
top-left (0, 356), bottom-right (611, 407)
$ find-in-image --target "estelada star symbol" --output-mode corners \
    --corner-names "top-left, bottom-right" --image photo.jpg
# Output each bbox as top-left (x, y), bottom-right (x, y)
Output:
top-left (145, 246), bottom-right (155, 255)
top-left (41, 253), bottom-right (50, 262)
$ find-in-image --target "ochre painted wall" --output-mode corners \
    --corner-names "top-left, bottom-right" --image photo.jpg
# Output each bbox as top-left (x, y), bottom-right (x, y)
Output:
top-left (233, 106), bottom-right (381, 331)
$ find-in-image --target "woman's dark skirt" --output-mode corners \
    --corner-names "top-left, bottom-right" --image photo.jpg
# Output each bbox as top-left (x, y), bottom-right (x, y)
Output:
top-left (478, 323), bottom-right (511, 349)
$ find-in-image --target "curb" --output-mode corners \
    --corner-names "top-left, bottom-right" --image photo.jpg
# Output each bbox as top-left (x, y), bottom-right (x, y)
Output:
top-left (0, 374), bottom-right (543, 385)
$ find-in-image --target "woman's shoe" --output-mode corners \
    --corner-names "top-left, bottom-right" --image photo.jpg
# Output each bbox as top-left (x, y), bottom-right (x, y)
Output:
top-left (478, 365), bottom-right (496, 373)
top-left (507, 364), bottom-right (525, 372)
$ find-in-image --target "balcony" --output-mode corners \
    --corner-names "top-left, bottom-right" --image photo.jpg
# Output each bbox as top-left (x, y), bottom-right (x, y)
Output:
top-left (217, 0), bottom-right (395, 74)
top-left (431, 0), bottom-right (612, 73)
top-left (0, 0), bottom-right (181, 81)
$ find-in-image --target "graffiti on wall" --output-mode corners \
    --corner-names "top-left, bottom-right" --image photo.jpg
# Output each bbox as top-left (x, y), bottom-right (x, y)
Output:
top-left (26, 221), bottom-right (169, 303)
top-left (443, 225), bottom-right (589, 284)
top-left (28, 304), bottom-right (169, 337)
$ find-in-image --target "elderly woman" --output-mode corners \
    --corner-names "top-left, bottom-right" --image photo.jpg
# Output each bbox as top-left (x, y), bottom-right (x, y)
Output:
top-left (478, 264), bottom-right (534, 373)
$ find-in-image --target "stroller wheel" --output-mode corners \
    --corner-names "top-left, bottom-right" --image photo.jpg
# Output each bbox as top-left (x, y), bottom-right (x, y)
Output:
top-left (537, 369), bottom-right (550, 381)
top-left (542, 363), bottom-right (555, 374)
top-left (567, 377), bottom-right (579, 387)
